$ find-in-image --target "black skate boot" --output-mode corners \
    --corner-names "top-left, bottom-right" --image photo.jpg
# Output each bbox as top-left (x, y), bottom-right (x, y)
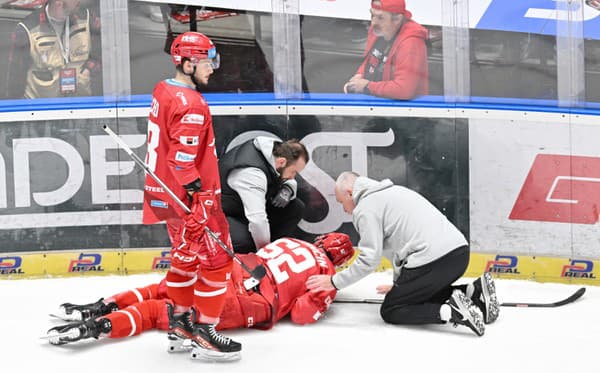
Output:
top-left (470, 272), bottom-right (500, 324)
top-left (447, 290), bottom-right (485, 337)
top-left (55, 298), bottom-right (118, 322)
top-left (166, 303), bottom-right (195, 353)
top-left (190, 323), bottom-right (242, 362)
top-left (46, 318), bottom-right (112, 345)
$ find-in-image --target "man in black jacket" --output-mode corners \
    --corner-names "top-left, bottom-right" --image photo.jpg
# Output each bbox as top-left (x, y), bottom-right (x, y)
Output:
top-left (220, 137), bottom-right (309, 253)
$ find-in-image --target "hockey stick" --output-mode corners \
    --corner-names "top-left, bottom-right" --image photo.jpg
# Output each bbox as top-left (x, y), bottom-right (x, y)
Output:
top-left (500, 287), bottom-right (585, 308)
top-left (334, 287), bottom-right (586, 308)
top-left (102, 125), bottom-right (266, 284)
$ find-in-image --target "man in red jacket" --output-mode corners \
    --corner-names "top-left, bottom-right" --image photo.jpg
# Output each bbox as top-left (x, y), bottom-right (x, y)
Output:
top-left (45, 234), bottom-right (355, 354)
top-left (343, 0), bottom-right (428, 100)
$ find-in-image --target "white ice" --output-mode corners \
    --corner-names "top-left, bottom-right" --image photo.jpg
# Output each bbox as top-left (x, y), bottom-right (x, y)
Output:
top-left (1, 272), bottom-right (597, 373)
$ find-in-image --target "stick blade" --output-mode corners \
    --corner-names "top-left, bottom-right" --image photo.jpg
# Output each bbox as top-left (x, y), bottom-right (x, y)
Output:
top-left (500, 287), bottom-right (586, 308)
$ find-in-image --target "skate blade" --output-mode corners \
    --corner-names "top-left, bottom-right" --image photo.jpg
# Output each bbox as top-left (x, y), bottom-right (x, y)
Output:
top-left (190, 347), bottom-right (241, 362)
top-left (167, 338), bottom-right (193, 353)
top-left (49, 308), bottom-right (82, 322)
top-left (40, 330), bottom-right (77, 345)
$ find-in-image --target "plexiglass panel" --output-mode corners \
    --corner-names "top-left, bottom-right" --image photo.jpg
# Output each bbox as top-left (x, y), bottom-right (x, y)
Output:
top-left (583, 1), bottom-right (600, 104)
top-left (300, 10), bottom-right (440, 101)
top-left (128, 1), bottom-right (274, 95)
top-left (1, 0), bottom-right (102, 100)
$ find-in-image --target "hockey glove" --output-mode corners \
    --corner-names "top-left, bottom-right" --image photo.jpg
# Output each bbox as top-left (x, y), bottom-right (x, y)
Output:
top-left (314, 232), bottom-right (354, 266)
top-left (271, 184), bottom-right (293, 208)
top-left (182, 191), bottom-right (214, 242)
top-left (183, 178), bottom-right (202, 203)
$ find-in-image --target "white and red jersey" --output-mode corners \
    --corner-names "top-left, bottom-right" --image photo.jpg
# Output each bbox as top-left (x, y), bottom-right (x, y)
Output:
top-left (143, 79), bottom-right (221, 224)
top-left (255, 238), bottom-right (337, 326)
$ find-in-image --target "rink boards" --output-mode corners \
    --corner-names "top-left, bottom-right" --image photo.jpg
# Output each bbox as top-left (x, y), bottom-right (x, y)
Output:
top-left (0, 98), bottom-right (599, 285)
top-left (1, 249), bottom-right (598, 286)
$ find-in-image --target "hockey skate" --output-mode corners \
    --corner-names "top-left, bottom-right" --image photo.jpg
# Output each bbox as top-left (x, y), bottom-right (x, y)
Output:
top-left (447, 290), bottom-right (485, 337)
top-left (166, 303), bottom-right (195, 353)
top-left (166, 304), bottom-right (242, 361)
top-left (470, 272), bottom-right (500, 324)
top-left (53, 298), bottom-right (118, 322)
top-left (189, 323), bottom-right (242, 362)
top-left (44, 318), bottom-right (112, 345)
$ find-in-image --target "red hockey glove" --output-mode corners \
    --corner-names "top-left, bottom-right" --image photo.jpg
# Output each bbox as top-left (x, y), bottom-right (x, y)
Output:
top-left (182, 191), bottom-right (215, 242)
top-left (314, 232), bottom-right (354, 266)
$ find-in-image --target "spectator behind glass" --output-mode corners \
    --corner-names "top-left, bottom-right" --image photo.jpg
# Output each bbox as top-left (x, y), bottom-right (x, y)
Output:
top-left (343, 0), bottom-right (428, 100)
top-left (6, 0), bottom-right (102, 99)
top-left (586, 0), bottom-right (600, 11)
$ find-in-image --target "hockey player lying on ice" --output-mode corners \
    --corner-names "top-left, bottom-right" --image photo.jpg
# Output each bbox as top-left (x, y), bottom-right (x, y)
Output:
top-left (45, 233), bottom-right (355, 353)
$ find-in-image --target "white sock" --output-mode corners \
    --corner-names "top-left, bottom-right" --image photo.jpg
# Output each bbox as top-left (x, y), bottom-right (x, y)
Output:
top-left (440, 304), bottom-right (452, 321)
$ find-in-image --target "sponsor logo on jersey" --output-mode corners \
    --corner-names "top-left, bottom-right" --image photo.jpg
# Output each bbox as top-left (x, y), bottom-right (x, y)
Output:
top-left (69, 253), bottom-right (104, 272)
top-left (152, 250), bottom-right (171, 270)
top-left (181, 113), bottom-right (205, 125)
top-left (150, 200), bottom-right (168, 209)
top-left (180, 136), bottom-right (199, 146)
top-left (175, 151), bottom-right (196, 162)
top-left (561, 259), bottom-right (596, 279)
top-left (510, 154), bottom-right (600, 224)
top-left (485, 255), bottom-right (520, 274)
top-left (0, 256), bottom-right (25, 275)
top-left (144, 185), bottom-right (164, 193)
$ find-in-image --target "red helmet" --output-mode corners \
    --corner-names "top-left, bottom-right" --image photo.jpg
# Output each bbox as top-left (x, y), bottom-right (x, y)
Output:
top-left (314, 233), bottom-right (355, 266)
top-left (170, 32), bottom-right (220, 69)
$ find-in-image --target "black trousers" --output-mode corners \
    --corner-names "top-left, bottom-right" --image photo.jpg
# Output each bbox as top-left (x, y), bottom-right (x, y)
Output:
top-left (380, 245), bottom-right (470, 325)
top-left (227, 198), bottom-right (305, 254)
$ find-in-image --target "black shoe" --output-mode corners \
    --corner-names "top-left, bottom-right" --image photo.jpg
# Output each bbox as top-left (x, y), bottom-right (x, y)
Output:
top-left (46, 318), bottom-right (112, 345)
top-left (471, 272), bottom-right (500, 324)
top-left (190, 323), bottom-right (242, 361)
top-left (56, 298), bottom-right (118, 321)
top-left (448, 290), bottom-right (485, 337)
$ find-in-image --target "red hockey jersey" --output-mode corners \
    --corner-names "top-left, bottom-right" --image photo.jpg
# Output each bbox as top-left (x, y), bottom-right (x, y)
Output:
top-left (255, 238), bottom-right (338, 326)
top-left (142, 79), bottom-right (221, 224)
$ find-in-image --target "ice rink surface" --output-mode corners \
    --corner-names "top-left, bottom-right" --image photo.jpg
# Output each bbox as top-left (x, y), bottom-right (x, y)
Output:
top-left (2, 271), bottom-right (597, 373)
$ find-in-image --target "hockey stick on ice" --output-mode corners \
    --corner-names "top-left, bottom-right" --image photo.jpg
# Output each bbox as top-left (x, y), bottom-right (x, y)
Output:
top-left (102, 125), bottom-right (266, 285)
top-left (334, 287), bottom-right (586, 308)
top-left (499, 287), bottom-right (585, 308)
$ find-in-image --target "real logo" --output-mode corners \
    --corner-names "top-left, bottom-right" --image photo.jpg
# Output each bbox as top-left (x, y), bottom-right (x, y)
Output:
top-left (561, 259), bottom-right (596, 279)
top-left (485, 255), bottom-right (520, 274)
top-left (0, 256), bottom-right (25, 275)
top-left (152, 250), bottom-right (171, 270)
top-left (68, 253), bottom-right (104, 272)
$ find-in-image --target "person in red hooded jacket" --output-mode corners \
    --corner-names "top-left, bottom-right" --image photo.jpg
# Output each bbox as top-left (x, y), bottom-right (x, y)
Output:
top-left (343, 0), bottom-right (429, 100)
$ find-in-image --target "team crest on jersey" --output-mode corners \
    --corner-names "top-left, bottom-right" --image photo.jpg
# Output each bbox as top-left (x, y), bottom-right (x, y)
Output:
top-left (180, 136), bottom-right (199, 146)
top-left (181, 114), bottom-right (204, 125)
top-left (175, 151), bottom-right (196, 162)
top-left (176, 92), bottom-right (188, 106)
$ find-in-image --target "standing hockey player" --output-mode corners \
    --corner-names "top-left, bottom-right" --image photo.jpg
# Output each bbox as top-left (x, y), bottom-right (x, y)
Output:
top-left (307, 171), bottom-right (499, 336)
top-left (45, 234), bottom-right (355, 355)
top-left (141, 31), bottom-right (240, 361)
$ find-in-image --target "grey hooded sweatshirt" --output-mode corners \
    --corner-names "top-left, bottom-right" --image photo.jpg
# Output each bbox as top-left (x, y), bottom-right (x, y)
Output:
top-left (331, 177), bottom-right (467, 290)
